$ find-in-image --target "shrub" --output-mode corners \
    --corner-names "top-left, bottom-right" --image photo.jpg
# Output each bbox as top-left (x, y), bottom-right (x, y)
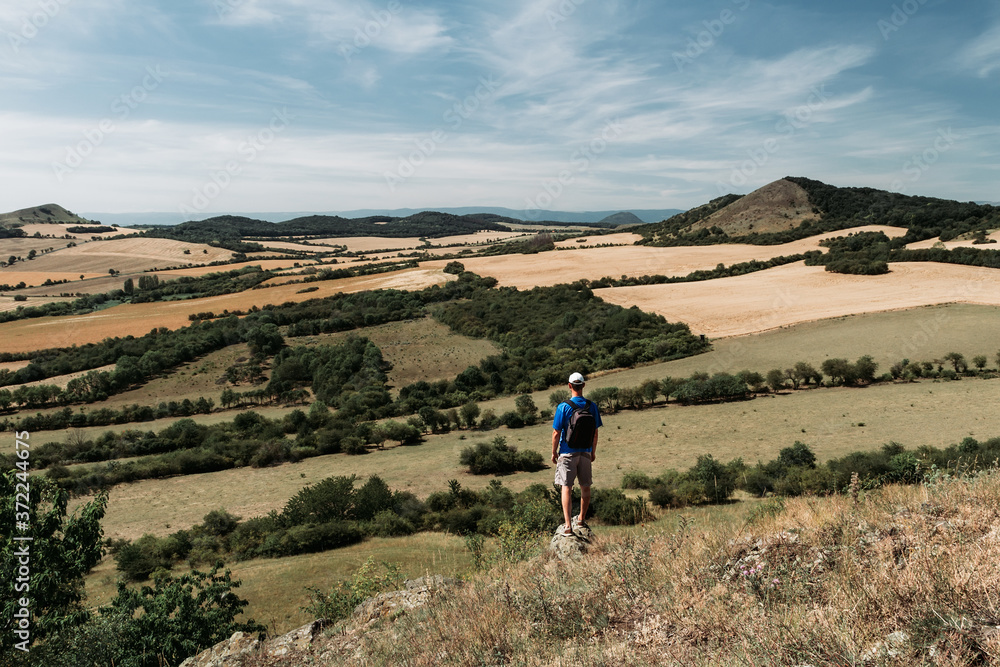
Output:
top-left (366, 510), bottom-right (416, 538)
top-left (303, 557), bottom-right (403, 623)
top-left (590, 489), bottom-right (652, 525)
top-left (459, 436), bottom-right (546, 475)
top-left (621, 471), bottom-right (654, 489)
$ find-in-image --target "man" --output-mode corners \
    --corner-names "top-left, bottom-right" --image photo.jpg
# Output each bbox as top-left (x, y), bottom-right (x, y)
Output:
top-left (551, 372), bottom-right (602, 537)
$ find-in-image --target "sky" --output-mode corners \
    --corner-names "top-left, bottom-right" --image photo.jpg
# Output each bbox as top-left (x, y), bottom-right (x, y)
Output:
top-left (0, 0), bottom-right (997, 218)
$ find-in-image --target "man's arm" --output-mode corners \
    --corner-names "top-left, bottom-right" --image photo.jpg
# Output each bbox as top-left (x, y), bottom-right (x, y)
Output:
top-left (551, 428), bottom-right (561, 464)
top-left (590, 428), bottom-right (598, 462)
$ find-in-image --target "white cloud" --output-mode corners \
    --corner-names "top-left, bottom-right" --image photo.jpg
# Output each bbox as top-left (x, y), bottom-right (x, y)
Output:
top-left (215, 0), bottom-right (452, 56)
top-left (957, 23), bottom-right (1000, 77)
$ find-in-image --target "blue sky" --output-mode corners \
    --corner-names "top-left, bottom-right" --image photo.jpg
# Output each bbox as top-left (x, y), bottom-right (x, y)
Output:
top-left (1, 0), bottom-right (997, 217)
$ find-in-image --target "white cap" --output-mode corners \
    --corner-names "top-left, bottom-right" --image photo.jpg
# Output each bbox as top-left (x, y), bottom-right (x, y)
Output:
top-left (568, 372), bottom-right (586, 385)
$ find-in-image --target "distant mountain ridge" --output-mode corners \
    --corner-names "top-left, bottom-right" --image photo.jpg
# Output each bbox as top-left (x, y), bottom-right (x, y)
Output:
top-left (82, 207), bottom-right (683, 227)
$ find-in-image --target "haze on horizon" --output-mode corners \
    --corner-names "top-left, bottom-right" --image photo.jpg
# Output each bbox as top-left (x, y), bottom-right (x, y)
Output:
top-left (1, 0), bottom-right (997, 217)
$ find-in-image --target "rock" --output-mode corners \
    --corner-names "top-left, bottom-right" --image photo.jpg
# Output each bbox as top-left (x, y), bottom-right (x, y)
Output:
top-left (179, 619), bottom-right (329, 667)
top-left (548, 517), bottom-right (595, 561)
top-left (353, 576), bottom-right (460, 624)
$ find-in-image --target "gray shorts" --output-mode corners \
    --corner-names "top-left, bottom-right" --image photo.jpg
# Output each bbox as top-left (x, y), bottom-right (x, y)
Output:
top-left (555, 453), bottom-right (592, 488)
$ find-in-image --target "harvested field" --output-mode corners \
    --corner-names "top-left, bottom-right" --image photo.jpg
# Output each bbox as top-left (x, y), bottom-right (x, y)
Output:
top-left (0, 271), bottom-right (106, 288)
top-left (598, 261), bottom-right (1000, 337)
top-left (0, 267), bottom-right (454, 353)
top-left (579, 303), bottom-right (1000, 383)
top-left (0, 238), bottom-right (232, 276)
top-left (423, 226), bottom-right (907, 289)
top-left (306, 236), bottom-right (424, 252)
top-left (0, 360), bottom-right (29, 373)
top-left (554, 232), bottom-right (642, 248)
top-left (0, 238), bottom-right (77, 259)
top-left (906, 229), bottom-right (1000, 250)
top-left (0, 295), bottom-right (72, 311)
top-left (150, 258), bottom-right (317, 278)
top-left (21, 364), bottom-right (116, 389)
top-left (250, 240), bottom-right (332, 253)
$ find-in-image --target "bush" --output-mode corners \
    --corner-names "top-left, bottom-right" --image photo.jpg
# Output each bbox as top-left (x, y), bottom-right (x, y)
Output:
top-left (459, 436), bottom-right (546, 475)
top-left (366, 510), bottom-right (416, 538)
top-left (303, 557), bottom-right (403, 623)
top-left (621, 470), bottom-right (654, 489)
top-left (590, 489), bottom-right (653, 525)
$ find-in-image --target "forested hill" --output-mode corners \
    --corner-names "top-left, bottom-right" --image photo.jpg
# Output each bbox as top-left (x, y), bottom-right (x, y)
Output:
top-left (630, 177), bottom-right (1000, 246)
top-left (142, 211), bottom-right (516, 246)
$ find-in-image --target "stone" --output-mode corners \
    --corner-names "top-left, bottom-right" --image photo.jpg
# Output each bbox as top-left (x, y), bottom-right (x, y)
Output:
top-left (548, 517), bottom-right (595, 561)
top-left (353, 576), bottom-right (460, 624)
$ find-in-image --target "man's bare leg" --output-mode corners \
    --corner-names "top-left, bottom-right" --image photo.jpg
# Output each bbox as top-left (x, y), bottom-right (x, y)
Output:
top-left (578, 485), bottom-right (591, 523)
top-left (561, 485), bottom-right (574, 529)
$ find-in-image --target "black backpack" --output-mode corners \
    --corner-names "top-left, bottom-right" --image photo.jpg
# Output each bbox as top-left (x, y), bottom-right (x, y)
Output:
top-left (562, 399), bottom-right (596, 450)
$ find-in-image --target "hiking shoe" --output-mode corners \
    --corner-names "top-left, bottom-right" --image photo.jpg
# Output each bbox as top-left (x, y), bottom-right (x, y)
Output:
top-left (576, 519), bottom-right (590, 530)
top-left (559, 527), bottom-right (575, 537)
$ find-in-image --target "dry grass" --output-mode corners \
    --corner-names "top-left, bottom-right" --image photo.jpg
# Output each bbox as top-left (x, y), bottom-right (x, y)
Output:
top-left (0, 238), bottom-right (233, 275)
top-left (0, 271), bottom-right (107, 287)
top-left (151, 258), bottom-right (320, 278)
top-left (694, 177), bottom-right (820, 235)
top-left (422, 226), bottom-right (907, 289)
top-left (327, 469), bottom-right (1000, 666)
top-left (0, 267), bottom-right (453, 353)
top-left (599, 261), bottom-right (1000, 337)
top-left (306, 231), bottom-right (529, 253)
top-left (554, 233), bottom-right (643, 248)
top-left (296, 317), bottom-right (501, 390)
top-left (0, 295), bottom-right (73, 311)
top-left (906, 230), bottom-right (1000, 250)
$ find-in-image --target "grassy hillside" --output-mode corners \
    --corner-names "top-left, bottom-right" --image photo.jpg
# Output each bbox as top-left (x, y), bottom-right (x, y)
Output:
top-left (0, 203), bottom-right (91, 227)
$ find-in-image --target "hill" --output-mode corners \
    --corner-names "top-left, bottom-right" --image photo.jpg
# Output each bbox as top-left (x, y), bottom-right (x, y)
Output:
top-left (631, 177), bottom-right (1000, 246)
top-left (141, 211), bottom-right (517, 249)
top-left (689, 178), bottom-right (819, 235)
top-left (598, 211), bottom-right (644, 226)
top-left (0, 204), bottom-right (91, 227)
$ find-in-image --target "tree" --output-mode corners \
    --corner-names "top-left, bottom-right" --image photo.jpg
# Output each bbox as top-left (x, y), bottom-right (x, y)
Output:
top-left (27, 249), bottom-right (36, 260)
top-left (459, 401), bottom-right (481, 429)
top-left (7, 255), bottom-right (16, 266)
top-left (943, 352), bottom-right (967, 373)
top-left (854, 355), bottom-right (878, 384)
top-left (766, 368), bottom-right (786, 392)
top-left (1, 471), bottom-right (107, 652)
top-left (123, 278), bottom-right (134, 295)
top-left (659, 377), bottom-right (683, 402)
top-left (973, 355), bottom-right (987, 371)
top-left (548, 389), bottom-right (570, 408)
top-left (243, 323), bottom-right (284, 358)
top-left (640, 378), bottom-right (661, 405)
top-left (94, 566), bottom-right (263, 667)
top-left (514, 394), bottom-right (537, 419)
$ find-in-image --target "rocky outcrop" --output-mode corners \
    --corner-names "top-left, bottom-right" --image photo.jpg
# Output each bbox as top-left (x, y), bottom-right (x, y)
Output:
top-left (548, 517), bottom-right (595, 561)
top-left (179, 576), bottom-right (460, 667)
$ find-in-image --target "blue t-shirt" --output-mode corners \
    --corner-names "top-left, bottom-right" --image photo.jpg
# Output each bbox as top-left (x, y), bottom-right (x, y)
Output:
top-left (553, 396), bottom-right (603, 455)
